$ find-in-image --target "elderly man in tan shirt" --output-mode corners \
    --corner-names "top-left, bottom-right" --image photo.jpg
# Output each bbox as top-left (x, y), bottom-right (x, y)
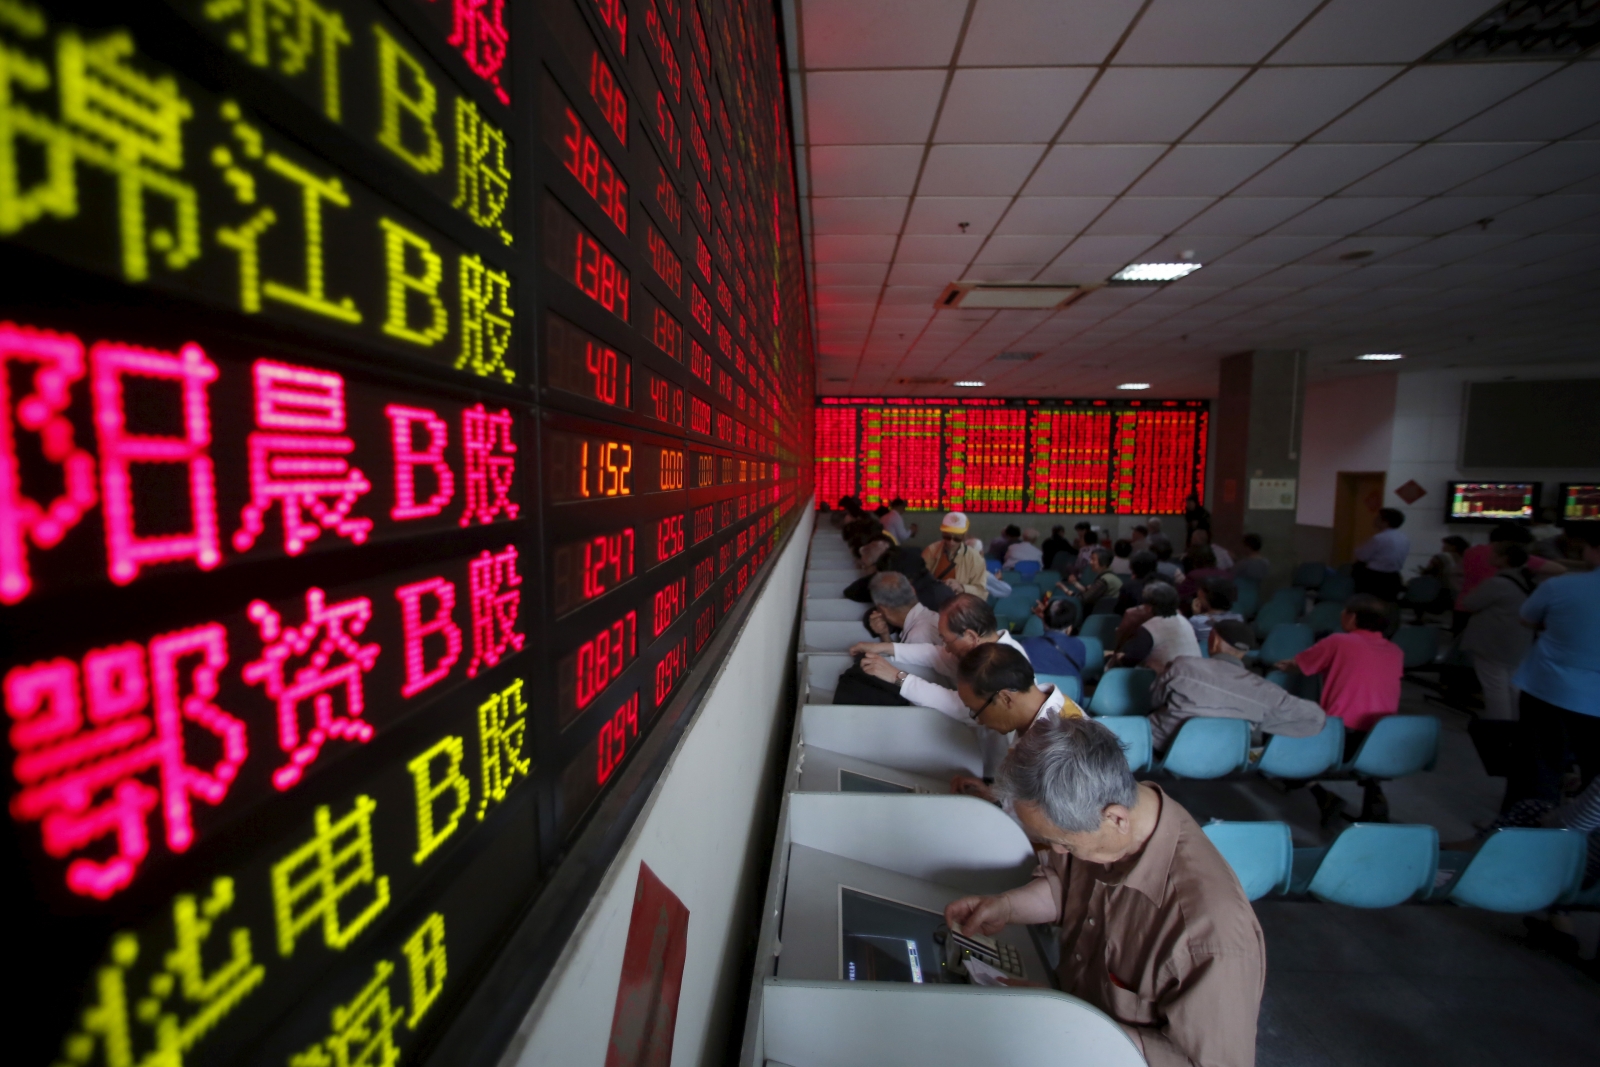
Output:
top-left (946, 716), bottom-right (1265, 1067)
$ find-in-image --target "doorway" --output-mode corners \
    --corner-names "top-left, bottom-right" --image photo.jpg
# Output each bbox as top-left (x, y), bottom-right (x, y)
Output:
top-left (1332, 472), bottom-right (1386, 564)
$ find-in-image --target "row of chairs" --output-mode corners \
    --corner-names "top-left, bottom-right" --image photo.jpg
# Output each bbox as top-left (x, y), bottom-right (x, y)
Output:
top-left (1204, 820), bottom-right (1596, 912)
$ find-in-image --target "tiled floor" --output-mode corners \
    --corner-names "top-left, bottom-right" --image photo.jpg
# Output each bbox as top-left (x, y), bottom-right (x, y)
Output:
top-left (1161, 681), bottom-right (1600, 1067)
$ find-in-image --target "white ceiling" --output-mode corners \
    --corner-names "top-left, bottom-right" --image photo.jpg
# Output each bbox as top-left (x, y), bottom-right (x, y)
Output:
top-left (781, 0), bottom-right (1600, 397)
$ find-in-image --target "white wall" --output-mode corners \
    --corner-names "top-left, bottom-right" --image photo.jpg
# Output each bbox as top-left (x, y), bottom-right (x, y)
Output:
top-left (1296, 373), bottom-right (1397, 528)
top-left (500, 510), bottom-right (811, 1067)
top-left (1387, 361), bottom-right (1600, 574)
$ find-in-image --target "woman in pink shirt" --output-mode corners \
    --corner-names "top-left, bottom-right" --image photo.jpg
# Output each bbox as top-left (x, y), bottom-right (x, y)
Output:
top-left (1276, 595), bottom-right (1404, 824)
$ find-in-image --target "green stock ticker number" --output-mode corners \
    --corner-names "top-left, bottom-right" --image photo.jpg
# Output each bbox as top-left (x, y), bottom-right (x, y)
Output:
top-left (0, 6), bottom-right (515, 381)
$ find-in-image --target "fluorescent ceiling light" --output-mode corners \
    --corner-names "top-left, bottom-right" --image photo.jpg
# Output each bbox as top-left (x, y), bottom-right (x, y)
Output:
top-left (1109, 262), bottom-right (1202, 284)
top-left (1357, 353), bottom-right (1404, 361)
top-left (953, 380), bottom-right (985, 387)
top-left (1117, 382), bottom-right (1150, 391)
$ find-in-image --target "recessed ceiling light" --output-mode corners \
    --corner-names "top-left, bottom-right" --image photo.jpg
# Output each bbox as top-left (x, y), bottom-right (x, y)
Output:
top-left (1109, 262), bottom-right (1202, 285)
top-left (1117, 382), bottom-right (1151, 390)
top-left (1357, 353), bottom-right (1404, 361)
top-left (953, 380), bottom-right (985, 387)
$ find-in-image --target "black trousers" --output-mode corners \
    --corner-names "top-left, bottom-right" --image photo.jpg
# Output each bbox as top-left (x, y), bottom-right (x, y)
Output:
top-left (1351, 562), bottom-right (1402, 601)
top-left (1513, 692), bottom-right (1600, 805)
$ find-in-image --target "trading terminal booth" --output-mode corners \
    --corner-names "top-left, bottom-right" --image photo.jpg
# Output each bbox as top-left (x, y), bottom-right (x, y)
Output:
top-left (795, 704), bottom-right (982, 795)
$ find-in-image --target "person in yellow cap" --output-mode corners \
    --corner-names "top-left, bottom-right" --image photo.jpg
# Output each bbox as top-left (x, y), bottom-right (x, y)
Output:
top-left (922, 511), bottom-right (987, 597)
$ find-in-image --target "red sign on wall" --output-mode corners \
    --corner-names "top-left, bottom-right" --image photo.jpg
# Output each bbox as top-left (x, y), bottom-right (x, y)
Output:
top-left (605, 862), bottom-right (690, 1067)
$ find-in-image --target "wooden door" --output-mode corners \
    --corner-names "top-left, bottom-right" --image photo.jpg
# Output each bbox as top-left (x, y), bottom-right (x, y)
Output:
top-left (1332, 472), bottom-right (1386, 564)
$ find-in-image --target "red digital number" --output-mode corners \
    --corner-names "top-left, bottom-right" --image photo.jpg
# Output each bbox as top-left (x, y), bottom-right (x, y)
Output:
top-left (693, 604), bottom-right (714, 652)
top-left (583, 528), bottom-right (635, 599)
top-left (689, 395), bottom-right (711, 435)
top-left (692, 505), bottom-right (713, 545)
top-left (689, 114), bottom-right (710, 176)
top-left (653, 639), bottom-right (686, 706)
top-left (652, 576), bottom-right (687, 636)
top-left (647, 223), bottom-right (682, 295)
top-left (692, 555), bottom-right (714, 598)
top-left (694, 235), bottom-right (711, 282)
top-left (584, 340), bottom-right (628, 406)
top-left (693, 182), bottom-right (710, 227)
top-left (575, 610), bottom-right (637, 709)
top-left (590, 0), bottom-right (627, 55)
top-left (596, 692), bottom-right (639, 786)
top-left (561, 107), bottom-right (628, 233)
top-left (575, 230), bottom-right (630, 318)
top-left (655, 164), bottom-right (682, 230)
top-left (689, 341), bottom-right (712, 385)
top-left (647, 374), bottom-right (682, 427)
top-left (655, 515), bottom-right (685, 562)
top-left (649, 305), bottom-right (683, 362)
top-left (588, 52), bottom-right (628, 143)
top-left (655, 91), bottom-right (681, 166)
top-left (645, 5), bottom-right (681, 101)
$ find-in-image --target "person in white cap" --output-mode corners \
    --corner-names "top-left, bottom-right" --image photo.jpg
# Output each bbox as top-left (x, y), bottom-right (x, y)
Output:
top-left (921, 511), bottom-right (987, 597)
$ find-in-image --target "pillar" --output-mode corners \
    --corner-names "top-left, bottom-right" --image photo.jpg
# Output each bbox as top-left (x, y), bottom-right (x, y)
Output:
top-left (1212, 350), bottom-right (1306, 589)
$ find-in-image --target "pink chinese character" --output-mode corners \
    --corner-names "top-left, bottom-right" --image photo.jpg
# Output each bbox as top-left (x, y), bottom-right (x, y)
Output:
top-left (6, 625), bottom-right (246, 900)
top-left (235, 360), bottom-right (373, 557)
top-left (388, 405), bottom-right (454, 520)
top-left (91, 340), bottom-right (222, 585)
top-left (0, 323), bottom-right (98, 604)
top-left (243, 589), bottom-right (381, 791)
top-left (443, 0), bottom-right (510, 104)
top-left (459, 404), bottom-right (518, 526)
top-left (467, 546), bottom-right (523, 676)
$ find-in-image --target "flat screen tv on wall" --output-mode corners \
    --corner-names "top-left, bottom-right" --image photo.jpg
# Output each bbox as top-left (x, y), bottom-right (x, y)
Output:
top-left (1462, 379), bottom-right (1600, 468)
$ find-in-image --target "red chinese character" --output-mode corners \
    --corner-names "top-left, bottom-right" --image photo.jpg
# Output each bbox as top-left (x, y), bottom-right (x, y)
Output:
top-left (467, 546), bottom-right (523, 676)
top-left (235, 361), bottom-right (373, 557)
top-left (443, 0), bottom-right (510, 104)
top-left (6, 625), bottom-right (246, 899)
top-left (0, 323), bottom-right (97, 604)
top-left (243, 588), bottom-right (381, 790)
top-left (92, 340), bottom-right (222, 584)
top-left (459, 404), bottom-right (518, 526)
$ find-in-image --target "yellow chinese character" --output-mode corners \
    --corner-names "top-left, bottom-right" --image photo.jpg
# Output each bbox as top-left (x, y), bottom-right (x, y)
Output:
top-left (54, 879), bottom-right (265, 1067)
top-left (270, 795), bottom-right (391, 958)
top-left (456, 253), bottom-right (512, 382)
top-left (289, 960), bottom-right (403, 1067)
top-left (475, 678), bottom-right (528, 819)
top-left (202, 0), bottom-right (349, 120)
top-left (451, 97), bottom-right (509, 245)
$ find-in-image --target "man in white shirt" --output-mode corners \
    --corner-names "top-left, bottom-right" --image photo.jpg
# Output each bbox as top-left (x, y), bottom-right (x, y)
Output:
top-left (881, 497), bottom-right (917, 544)
top-left (948, 643), bottom-right (1085, 799)
top-left (864, 571), bottom-right (940, 645)
top-left (1004, 528), bottom-right (1045, 568)
top-left (851, 594), bottom-right (1025, 723)
top-left (1353, 507), bottom-right (1411, 601)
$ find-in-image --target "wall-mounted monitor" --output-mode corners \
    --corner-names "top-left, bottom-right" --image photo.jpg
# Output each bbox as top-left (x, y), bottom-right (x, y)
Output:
top-left (1447, 481), bottom-right (1540, 523)
top-left (1559, 483), bottom-right (1600, 521)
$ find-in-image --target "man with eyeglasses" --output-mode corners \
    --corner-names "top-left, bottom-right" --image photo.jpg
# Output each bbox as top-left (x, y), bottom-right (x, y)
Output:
top-left (950, 643), bottom-right (1084, 801)
top-left (921, 511), bottom-right (986, 596)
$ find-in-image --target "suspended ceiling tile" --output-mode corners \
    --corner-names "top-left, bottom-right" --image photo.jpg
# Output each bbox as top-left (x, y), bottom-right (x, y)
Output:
top-left (903, 196), bottom-right (1013, 236)
top-left (919, 144), bottom-right (1048, 196)
top-left (1452, 142), bottom-right (1600, 197)
top-left (1362, 196), bottom-right (1532, 236)
top-left (1181, 197), bottom-right (1320, 235)
top-left (1262, 263), bottom-right (1362, 286)
top-left (801, 0), bottom-right (970, 68)
top-left (1487, 195), bottom-right (1600, 234)
top-left (1059, 68), bottom-right (1251, 143)
top-left (1147, 234), bottom-right (1252, 261)
top-left (1272, 196), bottom-right (1421, 234)
top-left (1313, 64), bottom-right (1556, 144)
top-left (1303, 235), bottom-right (1430, 263)
top-left (809, 197), bottom-right (910, 233)
top-left (888, 261), bottom-right (969, 285)
top-left (811, 233), bottom-right (900, 262)
top-left (897, 232), bottom-right (987, 261)
top-left (1236, 143), bottom-right (1413, 196)
top-left (1381, 233), bottom-right (1525, 266)
top-left (1058, 233), bottom-right (1164, 265)
top-left (1116, 0), bottom-right (1321, 64)
top-left (805, 71), bottom-right (949, 144)
top-left (936, 68), bottom-right (1095, 143)
top-left (994, 197), bottom-right (1113, 235)
top-left (960, 0), bottom-right (1145, 64)
top-left (808, 145), bottom-right (926, 196)
top-left (813, 262), bottom-right (891, 286)
top-left (1463, 234), bottom-right (1600, 266)
top-left (973, 234), bottom-right (1071, 264)
top-left (1442, 62), bottom-right (1600, 143)
top-left (1024, 144), bottom-right (1169, 196)
top-left (1186, 66), bottom-right (1401, 143)
top-left (1085, 198), bottom-right (1215, 234)
top-left (1128, 144), bottom-right (1292, 196)
top-left (1181, 263), bottom-right (1277, 286)
top-left (1035, 260), bottom-right (1125, 284)
top-left (1272, 0), bottom-right (1506, 64)
top-left (1342, 143), bottom-right (1542, 197)
top-left (961, 263), bottom-right (1048, 281)
top-left (1217, 233), bottom-right (1340, 265)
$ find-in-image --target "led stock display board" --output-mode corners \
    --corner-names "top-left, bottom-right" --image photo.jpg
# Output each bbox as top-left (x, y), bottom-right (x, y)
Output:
top-left (0, 1), bottom-right (813, 1065)
top-left (815, 397), bottom-right (1208, 515)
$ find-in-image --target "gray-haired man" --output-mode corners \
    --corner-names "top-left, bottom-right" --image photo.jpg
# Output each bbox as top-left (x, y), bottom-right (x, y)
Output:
top-left (864, 571), bottom-right (939, 645)
top-left (945, 717), bottom-right (1265, 1067)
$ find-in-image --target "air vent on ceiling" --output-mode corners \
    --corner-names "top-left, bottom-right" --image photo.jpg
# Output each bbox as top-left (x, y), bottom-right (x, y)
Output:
top-left (893, 376), bottom-right (949, 385)
top-left (937, 283), bottom-right (1080, 310)
top-left (1425, 0), bottom-right (1600, 61)
top-left (994, 351), bottom-right (1041, 362)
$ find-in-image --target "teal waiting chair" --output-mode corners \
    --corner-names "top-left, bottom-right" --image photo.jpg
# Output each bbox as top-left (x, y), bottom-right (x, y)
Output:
top-left (1080, 614), bottom-right (1120, 648)
top-left (1078, 636), bottom-right (1105, 684)
top-left (1392, 625), bottom-right (1440, 671)
top-left (1049, 551), bottom-right (1076, 573)
top-left (1257, 623), bottom-right (1314, 667)
top-left (1036, 673), bottom-right (1083, 705)
top-left (1292, 562), bottom-right (1329, 589)
top-left (1435, 829), bottom-right (1586, 913)
top-left (993, 594), bottom-right (1036, 629)
top-left (999, 568), bottom-right (1022, 586)
top-left (1315, 573), bottom-right (1354, 603)
top-left (1019, 614), bottom-right (1045, 637)
top-left (1304, 600), bottom-right (1346, 637)
top-left (1036, 569), bottom-right (1061, 589)
top-left (1088, 667), bottom-right (1156, 717)
top-left (1265, 669), bottom-right (1293, 690)
top-left (1252, 591), bottom-right (1303, 640)
top-left (1009, 583), bottom-right (1042, 602)
top-left (1098, 715), bottom-right (1153, 773)
top-left (1258, 718), bottom-right (1346, 779)
top-left (1203, 821), bottom-right (1293, 900)
top-left (1013, 560), bottom-right (1041, 579)
top-left (1292, 823), bottom-right (1439, 907)
top-left (1233, 577), bottom-right (1260, 620)
top-left (1158, 718), bottom-right (1251, 778)
top-left (1343, 715), bottom-right (1439, 779)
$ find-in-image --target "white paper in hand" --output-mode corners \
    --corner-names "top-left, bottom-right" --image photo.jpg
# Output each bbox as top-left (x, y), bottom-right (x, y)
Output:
top-left (963, 958), bottom-right (1011, 987)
